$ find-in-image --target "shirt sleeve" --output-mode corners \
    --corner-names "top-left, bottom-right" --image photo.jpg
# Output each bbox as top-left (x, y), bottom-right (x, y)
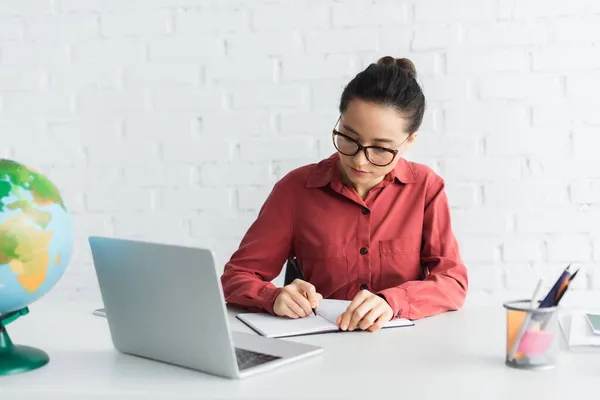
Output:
top-left (377, 177), bottom-right (468, 320)
top-left (220, 179), bottom-right (293, 315)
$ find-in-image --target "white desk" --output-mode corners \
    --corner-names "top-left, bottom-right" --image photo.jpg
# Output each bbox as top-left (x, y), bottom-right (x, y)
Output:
top-left (1, 301), bottom-right (599, 400)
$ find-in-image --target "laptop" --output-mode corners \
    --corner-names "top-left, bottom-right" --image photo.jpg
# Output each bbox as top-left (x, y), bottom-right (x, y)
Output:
top-left (88, 236), bottom-right (323, 379)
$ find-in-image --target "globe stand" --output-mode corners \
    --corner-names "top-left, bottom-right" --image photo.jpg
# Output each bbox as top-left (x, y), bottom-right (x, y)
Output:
top-left (0, 307), bottom-right (49, 376)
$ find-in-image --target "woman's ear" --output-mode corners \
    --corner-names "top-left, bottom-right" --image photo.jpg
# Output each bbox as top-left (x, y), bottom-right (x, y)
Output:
top-left (407, 131), bottom-right (418, 144)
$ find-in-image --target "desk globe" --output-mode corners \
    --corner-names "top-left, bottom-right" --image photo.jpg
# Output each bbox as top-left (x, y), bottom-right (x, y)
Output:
top-left (0, 159), bottom-right (73, 376)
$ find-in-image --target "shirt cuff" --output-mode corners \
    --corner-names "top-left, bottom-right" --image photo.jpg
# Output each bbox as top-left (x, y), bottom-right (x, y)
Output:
top-left (258, 284), bottom-right (283, 315)
top-left (377, 287), bottom-right (410, 320)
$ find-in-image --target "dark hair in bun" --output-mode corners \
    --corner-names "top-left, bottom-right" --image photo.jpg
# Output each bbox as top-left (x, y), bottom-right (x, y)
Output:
top-left (339, 56), bottom-right (425, 134)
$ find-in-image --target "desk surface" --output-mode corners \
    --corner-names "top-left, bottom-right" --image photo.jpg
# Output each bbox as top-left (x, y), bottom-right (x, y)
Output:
top-left (1, 301), bottom-right (599, 400)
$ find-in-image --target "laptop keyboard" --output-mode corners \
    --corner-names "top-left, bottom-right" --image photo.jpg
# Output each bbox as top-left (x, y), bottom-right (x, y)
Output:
top-left (235, 348), bottom-right (281, 370)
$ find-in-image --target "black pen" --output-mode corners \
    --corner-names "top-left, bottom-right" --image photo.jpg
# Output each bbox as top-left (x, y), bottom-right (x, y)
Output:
top-left (288, 257), bottom-right (317, 316)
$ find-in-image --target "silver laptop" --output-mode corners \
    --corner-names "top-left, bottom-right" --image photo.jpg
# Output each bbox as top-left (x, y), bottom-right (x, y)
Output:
top-left (88, 236), bottom-right (323, 379)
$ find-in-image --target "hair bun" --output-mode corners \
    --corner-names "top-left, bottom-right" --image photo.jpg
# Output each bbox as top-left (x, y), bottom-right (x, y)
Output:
top-left (376, 56), bottom-right (417, 78)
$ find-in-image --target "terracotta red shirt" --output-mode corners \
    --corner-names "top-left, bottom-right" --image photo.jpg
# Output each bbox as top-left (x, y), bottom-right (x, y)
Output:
top-left (221, 153), bottom-right (468, 320)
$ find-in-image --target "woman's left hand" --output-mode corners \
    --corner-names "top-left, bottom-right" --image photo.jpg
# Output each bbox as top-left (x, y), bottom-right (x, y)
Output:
top-left (336, 290), bottom-right (393, 332)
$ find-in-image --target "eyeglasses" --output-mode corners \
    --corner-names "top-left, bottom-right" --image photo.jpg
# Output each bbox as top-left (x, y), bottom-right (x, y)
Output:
top-left (332, 118), bottom-right (411, 167)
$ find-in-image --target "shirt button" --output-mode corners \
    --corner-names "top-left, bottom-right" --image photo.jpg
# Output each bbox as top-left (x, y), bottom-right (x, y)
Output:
top-left (360, 283), bottom-right (368, 290)
top-left (360, 247), bottom-right (368, 255)
top-left (362, 207), bottom-right (370, 215)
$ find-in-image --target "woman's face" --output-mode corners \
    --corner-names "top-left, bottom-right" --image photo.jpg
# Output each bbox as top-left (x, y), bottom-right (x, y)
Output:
top-left (335, 99), bottom-right (416, 190)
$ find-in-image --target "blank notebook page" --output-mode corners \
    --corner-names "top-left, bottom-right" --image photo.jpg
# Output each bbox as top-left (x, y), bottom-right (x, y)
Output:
top-left (236, 312), bottom-right (337, 338)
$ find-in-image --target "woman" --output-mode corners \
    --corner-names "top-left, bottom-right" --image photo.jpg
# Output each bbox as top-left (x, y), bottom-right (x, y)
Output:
top-left (221, 56), bottom-right (468, 332)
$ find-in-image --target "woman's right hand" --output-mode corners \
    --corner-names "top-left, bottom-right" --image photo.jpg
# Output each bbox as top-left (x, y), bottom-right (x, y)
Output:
top-left (273, 279), bottom-right (323, 318)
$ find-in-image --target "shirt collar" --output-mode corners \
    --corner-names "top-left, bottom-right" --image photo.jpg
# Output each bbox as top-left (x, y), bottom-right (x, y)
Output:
top-left (306, 153), bottom-right (418, 188)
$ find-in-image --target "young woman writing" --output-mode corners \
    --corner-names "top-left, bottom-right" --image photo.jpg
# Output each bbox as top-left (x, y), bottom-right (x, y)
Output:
top-left (221, 56), bottom-right (468, 332)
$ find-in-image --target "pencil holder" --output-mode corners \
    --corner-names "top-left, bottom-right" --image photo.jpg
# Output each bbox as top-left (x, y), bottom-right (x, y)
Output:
top-left (503, 299), bottom-right (559, 370)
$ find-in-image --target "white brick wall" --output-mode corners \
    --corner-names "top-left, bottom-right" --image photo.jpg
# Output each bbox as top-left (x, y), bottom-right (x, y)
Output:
top-left (2, 0), bottom-right (599, 306)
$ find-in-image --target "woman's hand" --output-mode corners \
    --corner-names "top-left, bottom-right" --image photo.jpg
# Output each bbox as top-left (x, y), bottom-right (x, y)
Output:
top-left (273, 279), bottom-right (323, 318)
top-left (336, 290), bottom-right (393, 332)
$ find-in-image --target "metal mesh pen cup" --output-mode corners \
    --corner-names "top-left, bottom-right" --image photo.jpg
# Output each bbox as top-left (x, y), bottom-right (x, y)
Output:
top-left (503, 299), bottom-right (559, 370)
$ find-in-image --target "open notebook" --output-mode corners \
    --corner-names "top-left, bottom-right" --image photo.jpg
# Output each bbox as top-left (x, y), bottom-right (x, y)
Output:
top-left (236, 299), bottom-right (414, 338)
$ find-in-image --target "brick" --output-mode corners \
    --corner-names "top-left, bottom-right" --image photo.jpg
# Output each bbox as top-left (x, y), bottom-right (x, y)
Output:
top-left (567, 72), bottom-right (600, 97)
top-left (571, 180), bottom-right (600, 204)
top-left (444, 183), bottom-right (480, 208)
top-left (77, 89), bottom-right (147, 114)
top-left (0, 117), bottom-right (43, 144)
top-left (0, 0), bottom-right (53, 16)
top-left (549, 17), bottom-right (600, 45)
top-left (226, 31), bottom-right (302, 57)
top-left (412, 24), bottom-right (461, 51)
top-left (86, 189), bottom-right (152, 212)
top-left (415, 0), bottom-right (496, 22)
top-left (232, 85), bottom-right (305, 109)
top-left (442, 158), bottom-right (523, 181)
top-left (2, 92), bottom-right (73, 117)
top-left (532, 102), bottom-right (573, 129)
top-left (252, 4), bottom-right (328, 30)
top-left (124, 64), bottom-right (200, 87)
top-left (310, 79), bottom-right (347, 110)
top-left (546, 234), bottom-right (592, 262)
top-left (445, 102), bottom-right (529, 134)
top-left (87, 141), bottom-right (160, 166)
top-left (72, 214), bottom-right (114, 238)
top-left (45, 165), bottom-right (121, 191)
top-left (378, 27), bottom-right (413, 55)
top-left (200, 163), bottom-right (275, 187)
top-left (502, 236), bottom-right (544, 262)
top-left (305, 29), bottom-right (379, 55)
top-left (158, 188), bottom-right (233, 212)
top-left (1, 42), bottom-right (68, 66)
top-left (176, 8), bottom-right (248, 33)
top-left (47, 66), bottom-right (120, 90)
top-left (47, 118), bottom-right (122, 145)
top-left (478, 74), bottom-right (562, 101)
top-left (0, 68), bottom-right (44, 91)
top-left (332, 2), bottom-right (408, 27)
top-left (421, 76), bottom-right (471, 101)
top-left (465, 265), bottom-right (503, 292)
top-left (149, 37), bottom-right (224, 63)
top-left (505, 264), bottom-right (543, 291)
top-left (0, 17), bottom-right (24, 41)
top-left (447, 50), bottom-right (529, 73)
top-left (101, 11), bottom-right (170, 37)
top-left (511, 0), bottom-right (587, 18)
top-left (202, 111), bottom-right (275, 137)
top-left (486, 128), bottom-right (570, 157)
top-left (239, 137), bottom-right (316, 162)
top-left (121, 164), bottom-right (194, 188)
top-left (206, 58), bottom-right (275, 83)
top-left (27, 15), bottom-right (99, 41)
top-left (163, 139), bottom-right (234, 163)
top-left (451, 209), bottom-right (512, 234)
top-left (274, 159), bottom-right (321, 180)
top-left (463, 22), bottom-right (546, 47)
top-left (72, 39), bottom-right (146, 65)
top-left (190, 213), bottom-right (255, 239)
top-left (574, 126), bottom-right (600, 161)
top-left (515, 209), bottom-right (592, 234)
top-left (150, 87), bottom-right (224, 111)
top-left (237, 186), bottom-right (271, 211)
top-left (456, 234), bottom-right (501, 262)
top-left (409, 134), bottom-right (479, 158)
top-left (125, 115), bottom-right (193, 140)
top-left (280, 111), bottom-right (338, 136)
top-left (281, 55), bottom-right (355, 81)
top-left (113, 213), bottom-right (189, 238)
top-left (532, 47), bottom-right (600, 71)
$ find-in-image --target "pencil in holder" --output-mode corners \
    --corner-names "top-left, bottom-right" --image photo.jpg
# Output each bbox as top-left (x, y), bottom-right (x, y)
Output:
top-left (503, 299), bottom-right (559, 370)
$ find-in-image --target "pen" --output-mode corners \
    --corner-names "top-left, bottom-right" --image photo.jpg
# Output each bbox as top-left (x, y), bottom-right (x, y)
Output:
top-left (539, 264), bottom-right (571, 308)
top-left (553, 268), bottom-right (580, 306)
top-left (288, 257), bottom-right (317, 316)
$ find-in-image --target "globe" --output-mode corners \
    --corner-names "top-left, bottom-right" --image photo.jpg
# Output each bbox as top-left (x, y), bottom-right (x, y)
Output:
top-left (0, 159), bottom-right (73, 376)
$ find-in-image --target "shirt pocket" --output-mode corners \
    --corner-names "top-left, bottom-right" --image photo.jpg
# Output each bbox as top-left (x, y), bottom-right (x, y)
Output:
top-left (378, 237), bottom-right (422, 288)
top-left (296, 242), bottom-right (349, 298)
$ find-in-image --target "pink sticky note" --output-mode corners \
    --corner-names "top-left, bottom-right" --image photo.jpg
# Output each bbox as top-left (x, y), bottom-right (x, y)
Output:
top-left (517, 329), bottom-right (555, 355)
